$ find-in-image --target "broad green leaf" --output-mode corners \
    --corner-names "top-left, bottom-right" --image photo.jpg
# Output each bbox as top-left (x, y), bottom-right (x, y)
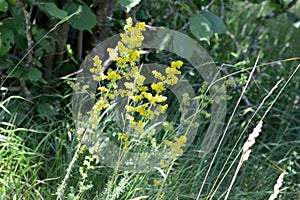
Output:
top-left (189, 11), bottom-right (226, 42)
top-left (201, 12), bottom-right (226, 34)
top-left (23, 68), bottom-right (42, 82)
top-left (119, 0), bottom-right (142, 12)
top-left (0, 28), bottom-right (15, 56)
top-left (0, 0), bottom-right (8, 12)
top-left (39, 2), bottom-right (68, 19)
top-left (37, 103), bottom-right (57, 120)
top-left (63, 2), bottom-right (96, 33)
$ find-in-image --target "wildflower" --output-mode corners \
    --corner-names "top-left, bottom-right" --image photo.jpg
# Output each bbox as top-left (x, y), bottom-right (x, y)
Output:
top-left (92, 55), bottom-right (102, 71)
top-left (134, 104), bottom-right (152, 119)
top-left (142, 92), bottom-right (167, 105)
top-left (107, 70), bottom-right (121, 81)
top-left (171, 60), bottom-right (183, 69)
top-left (152, 70), bottom-right (166, 81)
top-left (155, 104), bottom-right (168, 115)
top-left (151, 82), bottom-right (166, 94)
top-left (118, 133), bottom-right (130, 151)
top-left (164, 135), bottom-right (187, 158)
top-left (97, 86), bottom-right (109, 93)
top-left (153, 180), bottom-right (163, 186)
top-left (165, 68), bottom-right (181, 85)
top-left (136, 75), bottom-right (146, 86)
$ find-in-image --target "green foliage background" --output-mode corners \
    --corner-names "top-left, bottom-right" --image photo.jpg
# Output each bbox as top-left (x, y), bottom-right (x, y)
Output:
top-left (0, 0), bottom-right (299, 199)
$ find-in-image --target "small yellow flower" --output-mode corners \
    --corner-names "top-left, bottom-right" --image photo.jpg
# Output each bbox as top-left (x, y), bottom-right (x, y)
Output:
top-left (93, 55), bottom-right (102, 69)
top-left (136, 75), bottom-right (146, 86)
top-left (107, 70), bottom-right (121, 81)
top-left (175, 135), bottom-right (187, 147)
top-left (134, 104), bottom-right (151, 119)
top-left (152, 70), bottom-right (166, 81)
top-left (142, 92), bottom-right (167, 105)
top-left (153, 180), bottom-right (163, 186)
top-left (129, 94), bottom-right (144, 102)
top-left (138, 86), bottom-right (148, 92)
top-left (151, 82), bottom-right (166, 94)
top-left (155, 104), bottom-right (168, 115)
top-left (97, 86), bottom-right (109, 93)
top-left (118, 133), bottom-right (129, 141)
top-left (171, 60), bottom-right (183, 69)
top-left (164, 135), bottom-right (187, 158)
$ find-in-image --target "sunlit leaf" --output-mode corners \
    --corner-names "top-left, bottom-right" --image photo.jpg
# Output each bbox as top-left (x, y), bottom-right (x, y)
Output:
top-left (119, 0), bottom-right (142, 12)
top-left (39, 2), bottom-right (68, 19)
top-left (189, 11), bottom-right (226, 42)
top-left (63, 2), bottom-right (96, 33)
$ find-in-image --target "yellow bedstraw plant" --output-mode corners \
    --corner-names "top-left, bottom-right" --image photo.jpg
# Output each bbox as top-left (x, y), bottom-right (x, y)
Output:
top-left (86, 17), bottom-right (187, 162)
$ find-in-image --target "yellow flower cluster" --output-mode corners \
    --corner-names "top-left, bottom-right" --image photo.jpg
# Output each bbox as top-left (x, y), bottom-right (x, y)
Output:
top-left (88, 17), bottom-right (186, 156)
top-left (164, 135), bottom-right (187, 158)
top-left (107, 17), bottom-right (146, 69)
top-left (151, 60), bottom-right (183, 86)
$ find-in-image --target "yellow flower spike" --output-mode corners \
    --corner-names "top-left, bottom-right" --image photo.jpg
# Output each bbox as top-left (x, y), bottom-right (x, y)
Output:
top-left (129, 94), bottom-right (143, 102)
top-left (125, 113), bottom-right (134, 121)
top-left (134, 104), bottom-right (150, 119)
top-left (130, 66), bottom-right (140, 77)
top-left (124, 17), bottom-right (133, 31)
top-left (153, 94), bottom-right (167, 103)
top-left (172, 146), bottom-right (184, 155)
top-left (166, 67), bottom-right (181, 76)
top-left (93, 55), bottom-right (102, 69)
top-left (165, 75), bottom-right (179, 85)
top-left (118, 133), bottom-right (129, 141)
